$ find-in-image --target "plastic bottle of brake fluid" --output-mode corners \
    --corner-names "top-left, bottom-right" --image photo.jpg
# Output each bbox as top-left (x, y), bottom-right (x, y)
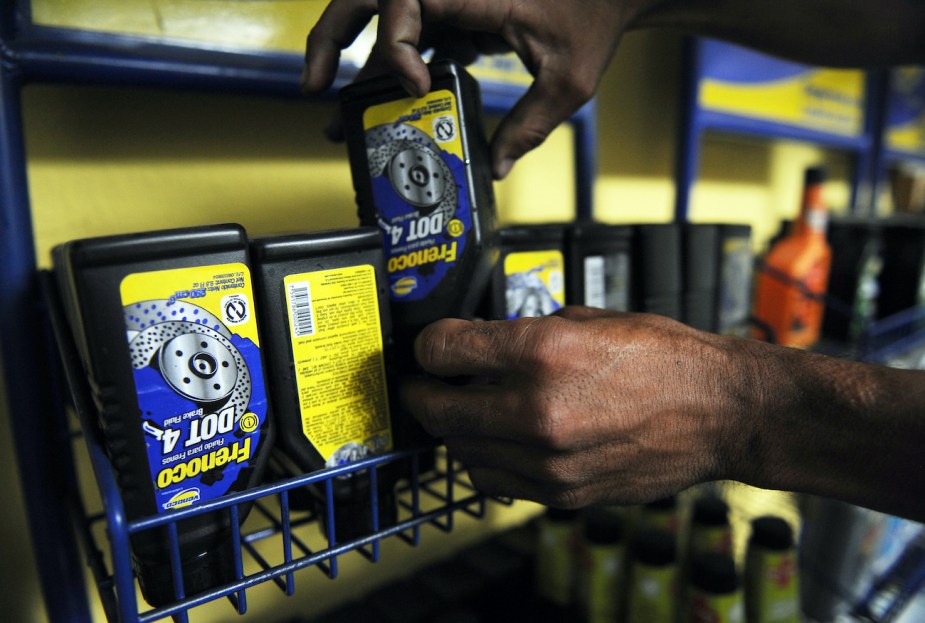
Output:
top-left (634, 223), bottom-right (683, 320)
top-left (53, 224), bottom-right (273, 606)
top-left (251, 227), bottom-right (398, 541)
top-left (487, 224), bottom-right (567, 320)
top-left (566, 222), bottom-right (635, 311)
top-left (339, 59), bottom-right (498, 350)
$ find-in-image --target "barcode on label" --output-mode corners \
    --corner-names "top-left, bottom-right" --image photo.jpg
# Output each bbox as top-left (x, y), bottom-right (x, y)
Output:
top-left (288, 281), bottom-right (315, 337)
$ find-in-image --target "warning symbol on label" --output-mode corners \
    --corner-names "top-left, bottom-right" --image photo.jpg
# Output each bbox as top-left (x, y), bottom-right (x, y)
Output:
top-left (433, 115), bottom-right (456, 143)
top-left (221, 293), bottom-right (250, 325)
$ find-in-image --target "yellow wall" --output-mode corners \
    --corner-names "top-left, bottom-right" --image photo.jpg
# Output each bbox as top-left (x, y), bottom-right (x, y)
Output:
top-left (2, 26), bottom-right (863, 623)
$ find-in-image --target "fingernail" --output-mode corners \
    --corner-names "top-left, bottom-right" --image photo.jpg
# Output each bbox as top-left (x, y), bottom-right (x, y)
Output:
top-left (494, 158), bottom-right (515, 180)
top-left (399, 76), bottom-right (422, 98)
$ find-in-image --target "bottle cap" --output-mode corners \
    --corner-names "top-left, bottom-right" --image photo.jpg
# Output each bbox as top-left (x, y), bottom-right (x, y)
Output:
top-left (805, 166), bottom-right (827, 186)
top-left (644, 495), bottom-right (677, 511)
top-left (749, 515), bottom-right (794, 551)
top-left (582, 507), bottom-right (624, 545)
top-left (545, 506), bottom-right (582, 522)
top-left (633, 529), bottom-right (676, 566)
top-left (692, 495), bottom-right (730, 527)
top-left (690, 553), bottom-right (739, 594)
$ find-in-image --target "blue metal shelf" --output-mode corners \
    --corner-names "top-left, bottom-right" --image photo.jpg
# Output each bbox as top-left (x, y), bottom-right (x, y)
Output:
top-left (0, 7), bottom-right (577, 622)
top-left (675, 37), bottom-right (885, 221)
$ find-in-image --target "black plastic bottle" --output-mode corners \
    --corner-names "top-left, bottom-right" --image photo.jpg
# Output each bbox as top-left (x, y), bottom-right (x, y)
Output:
top-left (683, 223), bottom-right (722, 331)
top-left (715, 224), bottom-right (754, 337)
top-left (486, 224), bottom-right (567, 320)
top-left (339, 59), bottom-right (498, 351)
top-left (823, 217), bottom-right (883, 343)
top-left (633, 223), bottom-right (683, 320)
top-left (251, 227), bottom-right (398, 542)
top-left (566, 222), bottom-right (635, 311)
top-left (53, 223), bottom-right (274, 606)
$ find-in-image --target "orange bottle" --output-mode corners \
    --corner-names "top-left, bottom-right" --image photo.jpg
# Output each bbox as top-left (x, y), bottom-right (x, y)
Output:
top-left (753, 166), bottom-right (832, 347)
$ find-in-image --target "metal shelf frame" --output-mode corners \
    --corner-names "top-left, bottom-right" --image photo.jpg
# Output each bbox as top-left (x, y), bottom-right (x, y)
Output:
top-left (674, 37), bottom-right (892, 221)
top-left (0, 4), bottom-right (595, 622)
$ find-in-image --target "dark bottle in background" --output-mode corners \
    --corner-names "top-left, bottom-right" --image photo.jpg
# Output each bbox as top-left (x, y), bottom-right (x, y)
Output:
top-left (566, 222), bottom-right (635, 311)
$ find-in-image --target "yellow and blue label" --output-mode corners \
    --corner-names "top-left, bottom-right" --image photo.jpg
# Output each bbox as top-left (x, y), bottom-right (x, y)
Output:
top-left (121, 263), bottom-right (268, 512)
top-left (363, 89), bottom-right (472, 301)
top-left (504, 250), bottom-right (565, 318)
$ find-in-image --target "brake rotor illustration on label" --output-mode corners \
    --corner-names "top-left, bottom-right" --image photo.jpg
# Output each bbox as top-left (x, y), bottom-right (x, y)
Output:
top-left (366, 124), bottom-right (456, 225)
top-left (125, 301), bottom-right (251, 422)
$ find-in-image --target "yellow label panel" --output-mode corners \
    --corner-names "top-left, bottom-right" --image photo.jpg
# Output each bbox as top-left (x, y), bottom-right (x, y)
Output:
top-left (30, 0), bottom-right (325, 53)
top-left (284, 265), bottom-right (392, 465)
top-left (121, 263), bottom-right (260, 345)
top-left (363, 89), bottom-right (464, 160)
top-left (700, 69), bottom-right (864, 137)
top-left (503, 250), bottom-right (565, 318)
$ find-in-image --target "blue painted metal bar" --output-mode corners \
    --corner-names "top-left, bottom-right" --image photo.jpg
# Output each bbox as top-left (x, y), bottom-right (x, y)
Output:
top-left (697, 110), bottom-right (872, 152)
top-left (0, 48), bottom-right (93, 623)
top-left (573, 99), bottom-right (598, 222)
top-left (674, 36), bottom-right (703, 222)
top-left (676, 37), bottom-right (883, 221)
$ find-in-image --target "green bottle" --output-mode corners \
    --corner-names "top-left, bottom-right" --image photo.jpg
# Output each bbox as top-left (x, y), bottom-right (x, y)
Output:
top-left (745, 516), bottom-right (801, 623)
top-left (627, 529), bottom-right (678, 623)
top-left (687, 553), bottom-right (745, 623)
top-left (536, 507), bottom-right (582, 612)
top-left (578, 507), bottom-right (627, 623)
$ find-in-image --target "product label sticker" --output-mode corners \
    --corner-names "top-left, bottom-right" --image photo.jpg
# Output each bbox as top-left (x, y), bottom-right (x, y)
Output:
top-left (689, 591), bottom-right (745, 623)
top-left (504, 250), bottom-right (565, 318)
top-left (718, 236), bottom-right (753, 336)
top-left (746, 549), bottom-right (799, 620)
top-left (120, 264), bottom-right (269, 513)
top-left (363, 89), bottom-right (472, 301)
top-left (284, 265), bottom-right (392, 468)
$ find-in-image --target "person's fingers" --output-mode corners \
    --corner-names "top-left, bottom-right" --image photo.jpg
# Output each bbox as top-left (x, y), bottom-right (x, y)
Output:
top-left (401, 377), bottom-right (526, 440)
top-left (413, 317), bottom-right (558, 377)
top-left (554, 305), bottom-right (628, 321)
top-left (377, 0), bottom-right (431, 96)
top-left (302, 0), bottom-right (379, 93)
top-left (464, 466), bottom-right (593, 508)
top-left (489, 66), bottom-right (595, 179)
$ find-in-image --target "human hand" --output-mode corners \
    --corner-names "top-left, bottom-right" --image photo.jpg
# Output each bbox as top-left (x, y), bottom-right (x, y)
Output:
top-left (302, 0), bottom-right (652, 179)
top-left (400, 306), bottom-right (750, 508)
